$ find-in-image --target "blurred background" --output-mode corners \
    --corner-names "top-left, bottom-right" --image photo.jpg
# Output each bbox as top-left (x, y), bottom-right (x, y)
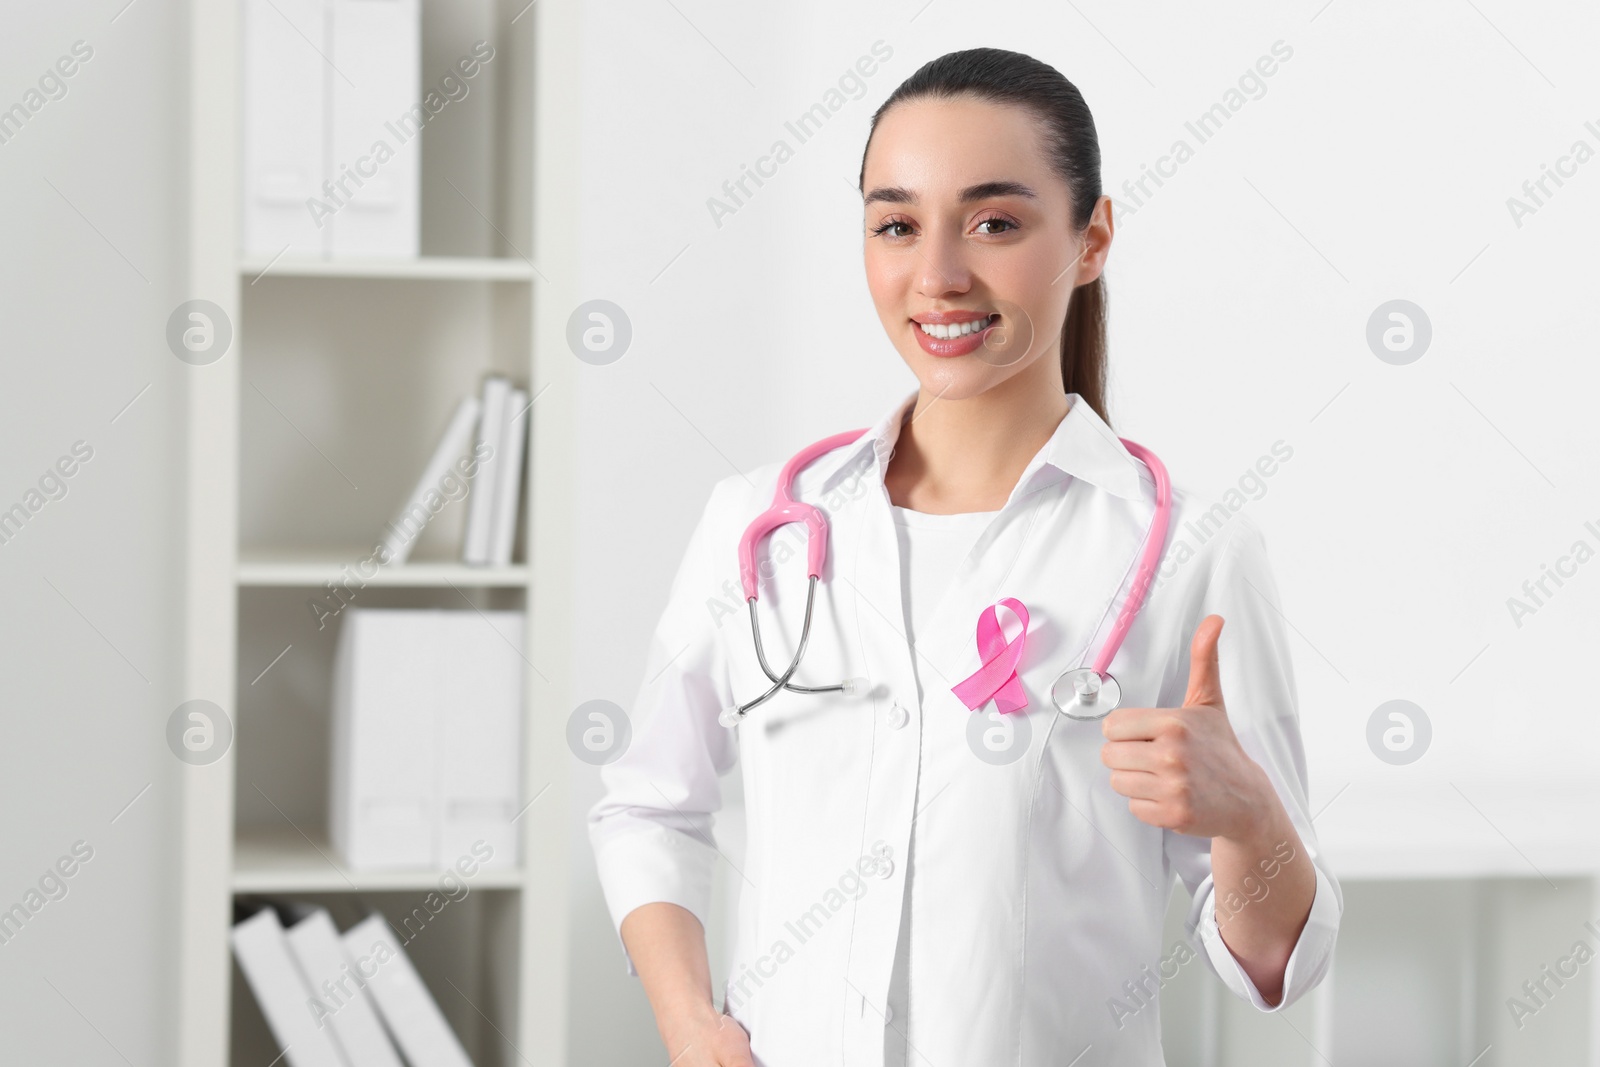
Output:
top-left (2, 0), bottom-right (1598, 1064)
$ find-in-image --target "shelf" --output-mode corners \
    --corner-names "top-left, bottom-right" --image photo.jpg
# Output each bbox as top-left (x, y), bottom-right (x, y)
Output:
top-left (232, 825), bottom-right (524, 893)
top-left (238, 549), bottom-right (529, 588)
top-left (1315, 777), bottom-right (1600, 881)
top-left (237, 255), bottom-right (536, 282)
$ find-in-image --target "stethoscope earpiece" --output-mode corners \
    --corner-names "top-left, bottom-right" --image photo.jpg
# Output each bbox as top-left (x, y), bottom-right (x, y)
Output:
top-left (1050, 667), bottom-right (1121, 721)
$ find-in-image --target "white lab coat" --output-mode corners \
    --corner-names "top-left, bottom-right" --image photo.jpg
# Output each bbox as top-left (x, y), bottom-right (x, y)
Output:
top-left (588, 389), bottom-right (1341, 1067)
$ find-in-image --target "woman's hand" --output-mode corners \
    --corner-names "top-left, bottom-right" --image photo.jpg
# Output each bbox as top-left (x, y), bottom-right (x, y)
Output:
top-left (1098, 615), bottom-right (1271, 839)
top-left (1099, 614), bottom-right (1319, 1004)
top-left (663, 1007), bottom-right (755, 1067)
top-left (621, 902), bottom-right (755, 1066)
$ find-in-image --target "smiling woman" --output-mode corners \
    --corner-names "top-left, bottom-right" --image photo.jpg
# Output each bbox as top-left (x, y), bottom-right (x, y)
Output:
top-left (859, 52), bottom-right (1111, 485)
top-left (591, 47), bottom-right (1338, 1067)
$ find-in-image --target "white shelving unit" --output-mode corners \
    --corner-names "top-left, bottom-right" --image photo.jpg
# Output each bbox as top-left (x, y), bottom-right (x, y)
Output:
top-left (179, 1), bottom-right (579, 1064)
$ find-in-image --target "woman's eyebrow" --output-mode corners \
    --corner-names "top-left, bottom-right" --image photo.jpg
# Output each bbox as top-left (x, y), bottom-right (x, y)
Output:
top-left (862, 185), bottom-right (915, 207)
top-left (960, 180), bottom-right (1037, 202)
top-left (862, 179), bottom-right (1039, 207)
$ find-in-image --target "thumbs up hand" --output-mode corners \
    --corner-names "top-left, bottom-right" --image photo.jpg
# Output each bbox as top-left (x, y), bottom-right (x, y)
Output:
top-left (1099, 615), bottom-right (1273, 839)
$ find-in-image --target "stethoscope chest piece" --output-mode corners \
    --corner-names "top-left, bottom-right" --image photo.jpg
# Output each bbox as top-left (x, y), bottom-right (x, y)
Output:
top-left (1050, 667), bottom-right (1121, 721)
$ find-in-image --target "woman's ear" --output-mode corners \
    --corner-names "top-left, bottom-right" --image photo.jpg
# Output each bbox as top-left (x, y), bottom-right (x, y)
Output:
top-left (1073, 195), bottom-right (1116, 287)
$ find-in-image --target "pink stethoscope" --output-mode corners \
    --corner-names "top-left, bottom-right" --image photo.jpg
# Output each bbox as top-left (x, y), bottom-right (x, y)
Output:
top-left (718, 426), bottom-right (1171, 729)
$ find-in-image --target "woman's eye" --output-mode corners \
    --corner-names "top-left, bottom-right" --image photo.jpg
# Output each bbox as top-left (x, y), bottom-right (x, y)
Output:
top-left (974, 217), bottom-right (1017, 236)
top-left (870, 219), bottom-right (913, 239)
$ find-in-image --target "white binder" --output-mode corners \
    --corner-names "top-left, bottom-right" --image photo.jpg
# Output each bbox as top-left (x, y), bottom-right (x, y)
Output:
top-left (285, 909), bottom-right (404, 1067)
top-left (462, 376), bottom-right (509, 565)
top-left (488, 387), bottom-right (529, 566)
top-left (231, 907), bottom-right (351, 1067)
top-left (342, 914), bottom-right (474, 1067)
top-left (380, 395), bottom-right (482, 565)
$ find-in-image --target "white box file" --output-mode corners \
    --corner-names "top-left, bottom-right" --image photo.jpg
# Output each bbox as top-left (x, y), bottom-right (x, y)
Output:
top-left (330, 607), bottom-right (523, 870)
top-left (437, 609), bottom-right (523, 867)
top-left (328, 0), bottom-right (421, 256)
top-left (242, 0), bottom-right (420, 258)
top-left (242, 0), bottom-right (329, 257)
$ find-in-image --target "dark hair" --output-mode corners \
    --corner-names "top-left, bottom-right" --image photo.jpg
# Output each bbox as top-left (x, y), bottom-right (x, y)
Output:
top-left (859, 48), bottom-right (1110, 424)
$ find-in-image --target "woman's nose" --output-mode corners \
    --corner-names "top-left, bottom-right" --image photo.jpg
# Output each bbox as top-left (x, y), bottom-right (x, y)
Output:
top-left (915, 227), bottom-right (973, 296)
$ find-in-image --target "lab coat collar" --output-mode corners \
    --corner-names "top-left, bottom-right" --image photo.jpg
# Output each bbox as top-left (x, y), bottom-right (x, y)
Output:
top-left (806, 388), bottom-right (1147, 504)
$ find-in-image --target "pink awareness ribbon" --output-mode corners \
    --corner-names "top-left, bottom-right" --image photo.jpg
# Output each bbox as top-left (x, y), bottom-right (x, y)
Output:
top-left (950, 598), bottom-right (1031, 714)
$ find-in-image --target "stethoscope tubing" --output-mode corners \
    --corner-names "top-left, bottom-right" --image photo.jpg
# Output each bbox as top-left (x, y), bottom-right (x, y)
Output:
top-left (722, 575), bottom-right (856, 725)
top-left (1086, 438), bottom-right (1171, 678)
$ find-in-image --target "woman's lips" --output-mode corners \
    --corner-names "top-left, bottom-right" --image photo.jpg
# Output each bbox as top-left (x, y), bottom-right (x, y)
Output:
top-left (912, 313), bottom-right (999, 358)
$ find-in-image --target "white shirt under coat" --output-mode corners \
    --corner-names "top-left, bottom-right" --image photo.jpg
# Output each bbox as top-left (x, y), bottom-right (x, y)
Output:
top-left (588, 389), bottom-right (1342, 1067)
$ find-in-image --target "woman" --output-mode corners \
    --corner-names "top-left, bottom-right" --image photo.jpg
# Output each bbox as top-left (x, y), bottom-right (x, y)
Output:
top-left (589, 47), bottom-right (1340, 1067)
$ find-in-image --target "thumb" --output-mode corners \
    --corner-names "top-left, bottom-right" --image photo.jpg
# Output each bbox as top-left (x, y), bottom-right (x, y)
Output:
top-left (1182, 614), bottom-right (1226, 710)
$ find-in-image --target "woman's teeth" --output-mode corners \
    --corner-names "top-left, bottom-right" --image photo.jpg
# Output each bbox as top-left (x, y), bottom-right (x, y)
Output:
top-left (916, 314), bottom-right (995, 340)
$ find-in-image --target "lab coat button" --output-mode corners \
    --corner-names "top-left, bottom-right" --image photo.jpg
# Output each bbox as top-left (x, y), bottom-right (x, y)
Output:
top-left (861, 842), bottom-right (893, 878)
top-left (885, 702), bottom-right (909, 729)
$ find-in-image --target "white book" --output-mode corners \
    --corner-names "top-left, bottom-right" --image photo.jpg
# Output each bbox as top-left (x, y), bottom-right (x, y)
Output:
top-left (342, 914), bottom-right (474, 1067)
top-left (438, 610), bottom-right (524, 867)
top-left (242, 0), bottom-right (329, 257)
top-left (327, 0), bottom-right (420, 257)
top-left (462, 376), bottom-right (509, 565)
top-left (380, 396), bottom-right (481, 566)
top-left (330, 608), bottom-right (439, 869)
top-left (487, 387), bottom-right (529, 566)
top-left (231, 907), bottom-right (352, 1067)
top-left (285, 909), bottom-right (404, 1067)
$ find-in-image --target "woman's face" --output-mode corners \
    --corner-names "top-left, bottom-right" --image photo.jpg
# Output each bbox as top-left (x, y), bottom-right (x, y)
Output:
top-left (861, 95), bottom-right (1112, 403)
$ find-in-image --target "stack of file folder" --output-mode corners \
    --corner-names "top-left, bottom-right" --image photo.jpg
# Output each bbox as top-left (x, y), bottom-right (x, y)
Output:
top-left (232, 902), bottom-right (476, 1067)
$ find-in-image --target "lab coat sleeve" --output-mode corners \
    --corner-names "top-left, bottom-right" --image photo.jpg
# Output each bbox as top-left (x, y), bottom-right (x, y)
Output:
top-left (586, 479), bottom-right (741, 976)
top-left (1159, 513), bottom-right (1342, 1012)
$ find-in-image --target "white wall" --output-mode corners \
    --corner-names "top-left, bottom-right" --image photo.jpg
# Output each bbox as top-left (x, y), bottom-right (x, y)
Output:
top-left (568, 0), bottom-right (1600, 1064)
top-left (0, 1), bottom-right (190, 1062)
